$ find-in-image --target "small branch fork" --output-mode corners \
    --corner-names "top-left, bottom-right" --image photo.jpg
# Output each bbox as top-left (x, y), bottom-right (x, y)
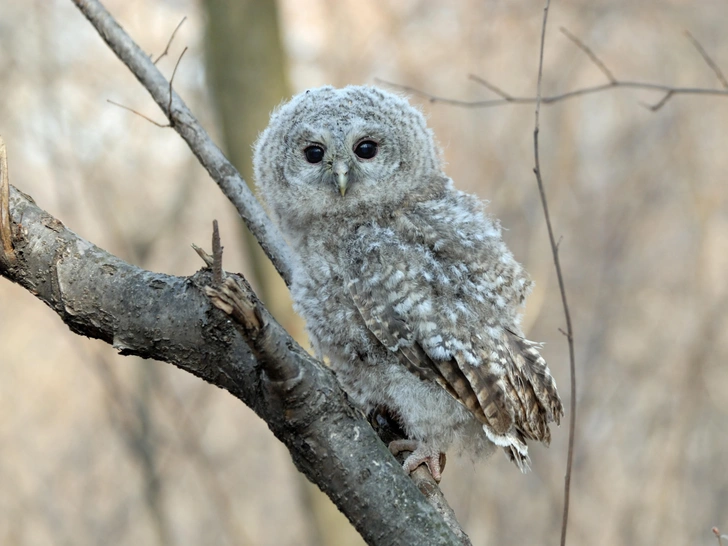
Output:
top-left (108, 46), bottom-right (188, 128)
top-left (153, 17), bottom-right (187, 65)
top-left (531, 3), bottom-right (577, 546)
top-left (379, 26), bottom-right (728, 112)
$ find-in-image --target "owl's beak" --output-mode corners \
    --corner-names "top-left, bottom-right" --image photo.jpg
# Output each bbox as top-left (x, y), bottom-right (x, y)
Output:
top-left (333, 161), bottom-right (349, 196)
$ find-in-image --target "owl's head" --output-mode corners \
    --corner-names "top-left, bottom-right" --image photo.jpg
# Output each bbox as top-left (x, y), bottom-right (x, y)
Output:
top-left (253, 85), bottom-right (444, 231)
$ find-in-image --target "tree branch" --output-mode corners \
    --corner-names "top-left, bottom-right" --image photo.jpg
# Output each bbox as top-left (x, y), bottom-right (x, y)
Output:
top-left (205, 240), bottom-right (471, 544)
top-left (377, 28), bottom-right (728, 112)
top-left (685, 30), bottom-right (728, 90)
top-left (0, 183), bottom-right (463, 546)
top-left (531, 4), bottom-right (577, 546)
top-left (70, 0), bottom-right (294, 285)
top-left (0, 138), bottom-right (15, 265)
top-left (0, 2), bottom-right (475, 543)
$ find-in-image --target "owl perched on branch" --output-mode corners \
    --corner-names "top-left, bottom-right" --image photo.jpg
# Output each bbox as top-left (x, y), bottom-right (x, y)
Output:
top-left (253, 85), bottom-right (562, 481)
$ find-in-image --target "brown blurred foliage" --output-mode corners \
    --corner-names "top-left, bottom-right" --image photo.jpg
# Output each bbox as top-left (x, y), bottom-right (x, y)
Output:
top-left (0, 1), bottom-right (726, 545)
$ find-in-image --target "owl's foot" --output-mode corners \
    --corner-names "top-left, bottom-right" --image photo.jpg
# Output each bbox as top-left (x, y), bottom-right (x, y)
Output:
top-left (388, 439), bottom-right (447, 482)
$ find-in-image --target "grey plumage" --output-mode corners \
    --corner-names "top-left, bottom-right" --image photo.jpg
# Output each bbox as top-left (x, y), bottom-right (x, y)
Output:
top-left (254, 85), bottom-right (562, 477)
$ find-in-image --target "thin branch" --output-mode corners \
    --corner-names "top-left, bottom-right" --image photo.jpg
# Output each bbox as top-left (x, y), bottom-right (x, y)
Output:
top-left (642, 90), bottom-right (675, 112)
top-left (0, 136), bottom-right (15, 263)
top-left (467, 74), bottom-right (513, 99)
top-left (72, 0), bottom-right (294, 286)
top-left (107, 47), bottom-right (187, 128)
top-left (166, 46), bottom-right (187, 120)
top-left (559, 26), bottom-right (616, 83)
top-left (191, 243), bottom-right (214, 267)
top-left (685, 31), bottom-right (728, 89)
top-left (377, 29), bottom-right (728, 112)
top-left (377, 78), bottom-right (728, 111)
top-left (106, 100), bottom-right (169, 127)
top-left (211, 219), bottom-right (223, 285)
top-left (531, 3), bottom-right (577, 546)
top-left (153, 16), bottom-right (187, 65)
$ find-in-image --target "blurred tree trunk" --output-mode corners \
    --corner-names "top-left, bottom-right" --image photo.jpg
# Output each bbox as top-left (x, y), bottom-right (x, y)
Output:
top-left (203, 0), bottom-right (289, 313)
top-left (202, 3), bottom-right (363, 545)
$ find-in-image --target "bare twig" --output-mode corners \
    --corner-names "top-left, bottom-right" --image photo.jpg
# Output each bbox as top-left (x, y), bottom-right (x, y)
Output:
top-left (642, 90), bottom-right (675, 112)
top-left (192, 243), bottom-right (214, 267)
top-left (467, 74), bottom-right (513, 99)
top-left (211, 219), bottom-right (223, 285)
top-left (107, 46), bottom-right (187, 127)
top-left (559, 26), bottom-right (616, 83)
top-left (153, 16), bottom-right (187, 65)
top-left (106, 100), bottom-right (169, 127)
top-left (0, 136), bottom-right (15, 263)
top-left (166, 46), bottom-right (187, 119)
top-left (377, 77), bottom-right (728, 111)
top-left (377, 29), bottom-right (728, 112)
top-left (685, 31), bottom-right (728, 89)
top-left (531, 3), bottom-right (577, 546)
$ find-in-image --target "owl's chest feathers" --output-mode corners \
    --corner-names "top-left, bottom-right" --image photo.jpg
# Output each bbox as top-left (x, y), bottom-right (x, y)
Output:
top-left (292, 203), bottom-right (518, 357)
top-left (288, 201), bottom-right (529, 452)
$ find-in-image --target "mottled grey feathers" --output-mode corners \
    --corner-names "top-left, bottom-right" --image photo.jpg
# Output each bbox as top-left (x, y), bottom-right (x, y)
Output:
top-left (253, 85), bottom-right (563, 472)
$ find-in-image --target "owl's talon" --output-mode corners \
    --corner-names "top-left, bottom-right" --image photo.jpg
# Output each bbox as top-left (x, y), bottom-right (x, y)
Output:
top-left (389, 439), bottom-right (446, 482)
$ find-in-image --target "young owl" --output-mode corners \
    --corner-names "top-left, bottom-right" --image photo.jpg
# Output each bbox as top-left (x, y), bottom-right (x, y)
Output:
top-left (253, 85), bottom-right (562, 481)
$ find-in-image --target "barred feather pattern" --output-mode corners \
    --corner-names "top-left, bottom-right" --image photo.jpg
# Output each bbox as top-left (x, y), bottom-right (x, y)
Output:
top-left (253, 85), bottom-right (563, 472)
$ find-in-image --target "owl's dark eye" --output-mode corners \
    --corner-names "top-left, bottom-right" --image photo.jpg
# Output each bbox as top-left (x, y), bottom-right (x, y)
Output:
top-left (304, 145), bottom-right (325, 163)
top-left (354, 140), bottom-right (378, 160)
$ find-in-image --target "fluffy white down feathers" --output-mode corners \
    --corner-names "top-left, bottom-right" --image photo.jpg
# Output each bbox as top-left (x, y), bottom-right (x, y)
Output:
top-left (254, 85), bottom-right (562, 476)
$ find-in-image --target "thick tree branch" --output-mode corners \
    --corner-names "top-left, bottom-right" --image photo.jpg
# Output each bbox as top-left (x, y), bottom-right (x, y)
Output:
top-left (0, 184), bottom-right (463, 546)
top-left (70, 0), bottom-right (294, 285)
top-left (205, 251), bottom-right (471, 544)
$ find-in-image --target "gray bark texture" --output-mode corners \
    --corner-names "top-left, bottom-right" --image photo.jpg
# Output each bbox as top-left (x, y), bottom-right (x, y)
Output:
top-left (0, 185), bottom-right (462, 545)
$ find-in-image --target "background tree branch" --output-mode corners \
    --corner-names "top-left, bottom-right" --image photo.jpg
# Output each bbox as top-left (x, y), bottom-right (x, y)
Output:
top-left (377, 26), bottom-right (728, 113)
top-left (531, 3), bottom-right (576, 545)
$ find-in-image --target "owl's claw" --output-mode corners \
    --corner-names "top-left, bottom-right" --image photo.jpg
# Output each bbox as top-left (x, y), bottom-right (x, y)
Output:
top-left (388, 439), bottom-right (446, 482)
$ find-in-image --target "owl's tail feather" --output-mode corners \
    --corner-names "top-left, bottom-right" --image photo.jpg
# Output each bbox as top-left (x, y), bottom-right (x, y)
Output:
top-left (506, 445), bottom-right (532, 473)
top-left (503, 330), bottom-right (564, 438)
top-left (482, 425), bottom-right (532, 473)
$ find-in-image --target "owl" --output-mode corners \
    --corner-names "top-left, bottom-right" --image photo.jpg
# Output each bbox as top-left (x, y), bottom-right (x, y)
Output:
top-left (253, 85), bottom-right (563, 481)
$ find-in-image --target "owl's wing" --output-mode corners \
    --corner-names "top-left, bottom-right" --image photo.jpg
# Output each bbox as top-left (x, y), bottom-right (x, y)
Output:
top-left (348, 266), bottom-right (562, 469)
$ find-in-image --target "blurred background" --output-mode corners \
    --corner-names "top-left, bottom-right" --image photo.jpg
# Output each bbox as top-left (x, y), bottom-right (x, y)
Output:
top-left (1, 0), bottom-right (726, 544)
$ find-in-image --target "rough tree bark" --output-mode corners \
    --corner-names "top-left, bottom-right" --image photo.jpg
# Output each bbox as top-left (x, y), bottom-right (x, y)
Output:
top-left (0, 185), bottom-right (463, 545)
top-left (0, 1), bottom-right (471, 544)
